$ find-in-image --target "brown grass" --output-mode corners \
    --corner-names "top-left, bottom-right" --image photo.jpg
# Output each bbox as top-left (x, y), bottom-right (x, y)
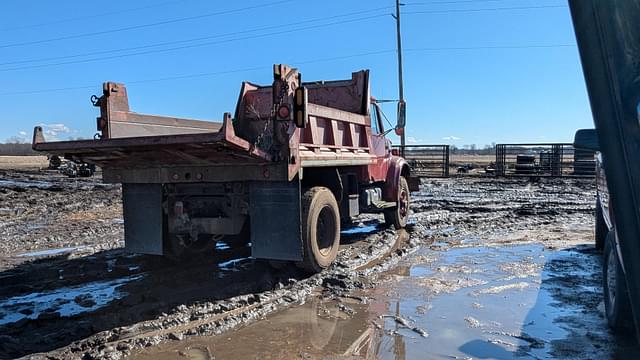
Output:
top-left (0, 156), bottom-right (49, 170)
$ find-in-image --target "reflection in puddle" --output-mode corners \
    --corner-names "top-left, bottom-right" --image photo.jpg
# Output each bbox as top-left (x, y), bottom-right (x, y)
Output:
top-left (133, 297), bottom-right (391, 360)
top-left (215, 242), bottom-right (230, 250)
top-left (409, 264), bottom-right (433, 277)
top-left (342, 224), bottom-right (378, 235)
top-left (133, 244), bottom-right (610, 359)
top-left (217, 257), bottom-right (250, 271)
top-left (370, 244), bottom-right (588, 359)
top-left (0, 275), bottom-right (142, 325)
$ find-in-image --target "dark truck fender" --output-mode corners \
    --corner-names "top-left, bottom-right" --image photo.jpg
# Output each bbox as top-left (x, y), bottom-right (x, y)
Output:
top-left (383, 156), bottom-right (417, 202)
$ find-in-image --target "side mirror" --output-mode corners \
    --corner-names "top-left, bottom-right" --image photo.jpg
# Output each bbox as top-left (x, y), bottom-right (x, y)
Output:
top-left (396, 100), bottom-right (406, 129)
top-left (573, 128), bottom-right (599, 151)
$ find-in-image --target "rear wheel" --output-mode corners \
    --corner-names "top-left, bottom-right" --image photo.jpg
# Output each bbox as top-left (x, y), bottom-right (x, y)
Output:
top-left (384, 176), bottom-right (410, 229)
top-left (603, 231), bottom-right (633, 332)
top-left (297, 187), bottom-right (340, 273)
top-left (595, 200), bottom-right (607, 250)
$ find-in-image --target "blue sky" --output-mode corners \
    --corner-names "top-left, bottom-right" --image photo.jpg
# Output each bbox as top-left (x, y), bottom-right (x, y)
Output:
top-left (0, 0), bottom-right (590, 147)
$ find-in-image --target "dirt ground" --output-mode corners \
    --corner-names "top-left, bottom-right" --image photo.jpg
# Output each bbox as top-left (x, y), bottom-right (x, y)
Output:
top-left (0, 164), bottom-right (638, 359)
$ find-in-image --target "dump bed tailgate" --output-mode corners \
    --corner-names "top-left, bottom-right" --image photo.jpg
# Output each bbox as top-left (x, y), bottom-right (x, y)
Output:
top-left (32, 114), bottom-right (271, 169)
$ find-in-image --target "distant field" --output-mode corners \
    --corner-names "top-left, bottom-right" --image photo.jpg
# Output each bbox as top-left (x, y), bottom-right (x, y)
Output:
top-left (0, 154), bottom-right (497, 172)
top-left (450, 154), bottom-right (495, 166)
top-left (0, 156), bottom-right (49, 170)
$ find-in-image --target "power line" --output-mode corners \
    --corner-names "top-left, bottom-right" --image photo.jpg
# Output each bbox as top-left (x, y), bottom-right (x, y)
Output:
top-left (403, 4), bottom-right (567, 14)
top-left (0, 44), bottom-right (576, 96)
top-left (0, 7), bottom-right (393, 67)
top-left (405, 0), bottom-right (559, 5)
top-left (0, 4), bottom-right (568, 72)
top-left (0, 0), bottom-right (189, 33)
top-left (406, 44), bottom-right (575, 51)
top-left (0, 13), bottom-right (390, 72)
top-left (0, 0), bottom-right (294, 49)
top-left (0, 51), bottom-right (396, 96)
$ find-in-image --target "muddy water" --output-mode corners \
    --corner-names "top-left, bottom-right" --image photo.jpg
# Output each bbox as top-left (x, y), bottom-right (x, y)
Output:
top-left (132, 230), bottom-right (637, 359)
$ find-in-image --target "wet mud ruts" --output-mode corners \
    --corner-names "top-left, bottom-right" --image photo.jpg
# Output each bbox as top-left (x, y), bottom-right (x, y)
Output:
top-left (2, 171), bottom-right (634, 359)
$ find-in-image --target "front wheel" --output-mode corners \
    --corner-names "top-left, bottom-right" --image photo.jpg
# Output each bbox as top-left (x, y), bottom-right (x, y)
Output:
top-left (384, 176), bottom-right (410, 229)
top-left (603, 230), bottom-right (633, 332)
top-left (297, 187), bottom-right (340, 273)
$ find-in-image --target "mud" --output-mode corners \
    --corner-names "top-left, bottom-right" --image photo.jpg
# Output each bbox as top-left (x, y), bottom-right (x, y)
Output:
top-left (0, 171), bottom-right (638, 359)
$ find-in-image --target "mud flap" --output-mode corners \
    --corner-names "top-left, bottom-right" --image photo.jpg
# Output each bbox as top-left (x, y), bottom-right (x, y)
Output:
top-left (122, 183), bottom-right (164, 255)
top-left (249, 181), bottom-right (303, 261)
top-left (407, 176), bottom-right (420, 192)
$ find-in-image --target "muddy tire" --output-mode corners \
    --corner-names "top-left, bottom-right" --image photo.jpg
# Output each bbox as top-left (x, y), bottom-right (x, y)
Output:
top-left (296, 187), bottom-right (340, 273)
top-left (595, 200), bottom-right (606, 250)
top-left (603, 231), bottom-right (633, 332)
top-left (384, 176), bottom-right (410, 229)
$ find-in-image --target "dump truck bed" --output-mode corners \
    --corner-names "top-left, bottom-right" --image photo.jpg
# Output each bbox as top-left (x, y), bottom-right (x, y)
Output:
top-left (33, 67), bottom-right (381, 183)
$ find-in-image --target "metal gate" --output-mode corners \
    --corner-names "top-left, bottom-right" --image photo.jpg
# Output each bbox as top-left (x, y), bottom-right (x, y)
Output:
top-left (395, 145), bottom-right (450, 177)
top-left (495, 143), bottom-right (595, 177)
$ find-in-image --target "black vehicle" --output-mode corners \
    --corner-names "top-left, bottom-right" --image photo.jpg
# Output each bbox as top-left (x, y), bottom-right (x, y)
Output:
top-left (574, 129), bottom-right (634, 332)
top-left (570, 0), bottom-right (640, 340)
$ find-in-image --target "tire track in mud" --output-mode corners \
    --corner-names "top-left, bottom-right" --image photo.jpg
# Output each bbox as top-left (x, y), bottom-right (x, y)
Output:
top-left (15, 226), bottom-right (422, 360)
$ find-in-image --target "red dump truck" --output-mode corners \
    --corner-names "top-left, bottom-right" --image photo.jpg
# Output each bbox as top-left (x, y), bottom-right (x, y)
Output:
top-left (32, 64), bottom-right (416, 272)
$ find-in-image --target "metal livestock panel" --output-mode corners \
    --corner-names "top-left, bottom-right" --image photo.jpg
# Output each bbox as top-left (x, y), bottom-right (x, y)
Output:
top-left (394, 145), bottom-right (450, 178)
top-left (494, 143), bottom-right (595, 177)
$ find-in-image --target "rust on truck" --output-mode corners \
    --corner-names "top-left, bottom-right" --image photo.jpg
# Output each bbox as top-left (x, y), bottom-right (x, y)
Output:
top-left (33, 64), bottom-right (415, 272)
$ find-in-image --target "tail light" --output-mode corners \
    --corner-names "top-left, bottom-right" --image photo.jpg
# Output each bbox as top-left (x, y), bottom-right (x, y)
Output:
top-left (293, 86), bottom-right (307, 128)
top-left (278, 104), bottom-right (290, 119)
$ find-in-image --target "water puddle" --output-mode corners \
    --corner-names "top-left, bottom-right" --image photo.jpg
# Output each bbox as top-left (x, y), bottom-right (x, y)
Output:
top-left (0, 179), bottom-right (54, 189)
top-left (133, 297), bottom-right (378, 360)
top-left (217, 257), bottom-right (251, 272)
top-left (215, 242), bottom-right (231, 251)
top-left (341, 224), bottom-right (379, 235)
top-left (132, 243), bottom-right (610, 359)
top-left (363, 244), bottom-right (590, 359)
top-left (0, 275), bottom-right (143, 325)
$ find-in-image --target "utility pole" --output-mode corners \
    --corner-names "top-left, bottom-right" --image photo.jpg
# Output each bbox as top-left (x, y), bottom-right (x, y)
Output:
top-left (394, 0), bottom-right (406, 157)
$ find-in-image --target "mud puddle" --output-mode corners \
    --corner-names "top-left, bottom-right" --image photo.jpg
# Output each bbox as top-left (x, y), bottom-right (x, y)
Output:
top-left (131, 240), bottom-right (639, 359)
top-left (132, 297), bottom-right (376, 360)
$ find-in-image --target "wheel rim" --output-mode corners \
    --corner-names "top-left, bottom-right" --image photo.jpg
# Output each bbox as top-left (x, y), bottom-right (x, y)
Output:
top-left (316, 205), bottom-right (336, 257)
top-left (607, 249), bottom-right (617, 308)
top-left (399, 188), bottom-right (409, 219)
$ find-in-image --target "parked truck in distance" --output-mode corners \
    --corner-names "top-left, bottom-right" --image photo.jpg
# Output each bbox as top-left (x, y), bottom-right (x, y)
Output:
top-left (32, 64), bottom-right (417, 272)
